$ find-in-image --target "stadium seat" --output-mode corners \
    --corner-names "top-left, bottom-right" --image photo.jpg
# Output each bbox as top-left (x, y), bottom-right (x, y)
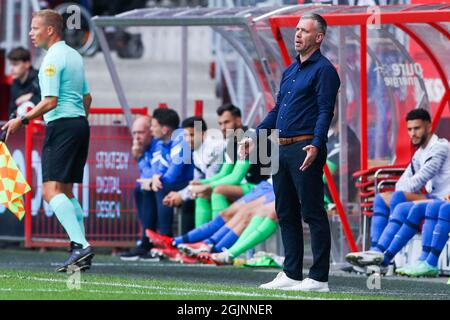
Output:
top-left (353, 165), bottom-right (406, 250)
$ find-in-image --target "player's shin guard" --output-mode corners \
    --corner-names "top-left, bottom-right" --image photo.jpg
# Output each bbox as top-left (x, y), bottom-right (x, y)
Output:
top-left (70, 198), bottom-right (85, 236)
top-left (174, 215), bottom-right (226, 246)
top-left (213, 229), bottom-right (239, 253)
top-left (211, 193), bottom-right (229, 219)
top-left (228, 218), bottom-right (277, 258)
top-left (195, 197), bottom-right (212, 227)
top-left (237, 216), bottom-right (264, 242)
top-left (382, 202), bottom-right (427, 266)
top-left (426, 202), bottom-right (450, 267)
top-left (206, 226), bottom-right (232, 246)
top-left (370, 194), bottom-right (390, 250)
top-left (50, 194), bottom-right (88, 248)
top-left (376, 202), bottom-right (414, 253)
top-left (419, 201), bottom-right (442, 261)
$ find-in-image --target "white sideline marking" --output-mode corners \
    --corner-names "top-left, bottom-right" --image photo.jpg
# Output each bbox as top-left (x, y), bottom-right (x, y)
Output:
top-left (0, 287), bottom-right (215, 297)
top-left (0, 274), bottom-right (448, 298)
top-left (50, 262), bottom-right (218, 268)
top-left (336, 290), bottom-right (450, 297)
top-left (0, 262), bottom-right (216, 268)
top-left (0, 274), bottom-right (333, 300)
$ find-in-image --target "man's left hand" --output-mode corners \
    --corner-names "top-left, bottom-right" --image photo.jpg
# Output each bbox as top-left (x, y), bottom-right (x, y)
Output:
top-left (299, 145), bottom-right (319, 171)
top-left (1, 118), bottom-right (23, 142)
top-left (163, 191), bottom-right (183, 207)
top-left (152, 175), bottom-right (163, 192)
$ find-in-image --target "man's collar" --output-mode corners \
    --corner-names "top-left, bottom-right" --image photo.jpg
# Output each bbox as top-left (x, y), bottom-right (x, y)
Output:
top-left (48, 40), bottom-right (65, 52)
top-left (430, 134), bottom-right (438, 143)
top-left (422, 134), bottom-right (438, 149)
top-left (296, 49), bottom-right (322, 66)
top-left (19, 69), bottom-right (31, 84)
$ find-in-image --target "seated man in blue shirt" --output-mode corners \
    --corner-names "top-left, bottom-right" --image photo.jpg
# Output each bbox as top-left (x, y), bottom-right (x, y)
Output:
top-left (148, 108), bottom-right (194, 237)
top-left (120, 116), bottom-right (160, 261)
top-left (162, 116), bottom-right (225, 233)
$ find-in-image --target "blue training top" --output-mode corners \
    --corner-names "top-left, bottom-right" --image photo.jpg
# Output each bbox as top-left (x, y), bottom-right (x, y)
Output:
top-left (137, 139), bottom-right (160, 179)
top-left (152, 129), bottom-right (193, 185)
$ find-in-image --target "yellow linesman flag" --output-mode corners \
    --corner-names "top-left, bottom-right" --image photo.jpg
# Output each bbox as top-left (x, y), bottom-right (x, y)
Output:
top-left (0, 142), bottom-right (31, 220)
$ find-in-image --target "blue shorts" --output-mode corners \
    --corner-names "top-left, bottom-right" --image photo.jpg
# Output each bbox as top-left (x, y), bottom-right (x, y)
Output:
top-left (241, 180), bottom-right (273, 204)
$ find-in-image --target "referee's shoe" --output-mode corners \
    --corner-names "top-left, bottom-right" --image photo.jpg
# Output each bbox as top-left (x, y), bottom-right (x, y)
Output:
top-left (55, 242), bottom-right (94, 272)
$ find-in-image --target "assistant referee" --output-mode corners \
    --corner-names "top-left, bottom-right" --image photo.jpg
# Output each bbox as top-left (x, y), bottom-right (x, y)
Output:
top-left (2, 9), bottom-right (93, 272)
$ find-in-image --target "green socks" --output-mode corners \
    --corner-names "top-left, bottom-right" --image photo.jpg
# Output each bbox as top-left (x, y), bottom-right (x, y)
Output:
top-left (49, 194), bottom-right (89, 248)
top-left (195, 197), bottom-right (212, 227)
top-left (237, 215), bottom-right (264, 242)
top-left (228, 217), bottom-right (277, 257)
top-left (70, 198), bottom-right (86, 236)
top-left (211, 193), bottom-right (229, 219)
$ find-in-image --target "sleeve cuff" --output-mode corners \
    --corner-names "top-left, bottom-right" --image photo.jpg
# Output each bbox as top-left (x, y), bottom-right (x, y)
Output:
top-left (311, 137), bottom-right (323, 150)
top-left (179, 187), bottom-right (190, 201)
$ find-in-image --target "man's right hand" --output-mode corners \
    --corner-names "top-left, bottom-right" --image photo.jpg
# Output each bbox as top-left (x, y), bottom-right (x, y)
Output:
top-left (163, 191), bottom-right (183, 207)
top-left (132, 140), bottom-right (144, 159)
top-left (238, 138), bottom-right (255, 160)
top-left (152, 174), bottom-right (163, 192)
top-left (1, 117), bottom-right (23, 142)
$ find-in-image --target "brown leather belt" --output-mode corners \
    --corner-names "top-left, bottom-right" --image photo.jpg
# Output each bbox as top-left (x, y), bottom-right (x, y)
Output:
top-left (278, 135), bottom-right (314, 145)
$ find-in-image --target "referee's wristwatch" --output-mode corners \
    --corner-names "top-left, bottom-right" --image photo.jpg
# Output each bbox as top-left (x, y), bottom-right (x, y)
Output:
top-left (20, 115), bottom-right (29, 125)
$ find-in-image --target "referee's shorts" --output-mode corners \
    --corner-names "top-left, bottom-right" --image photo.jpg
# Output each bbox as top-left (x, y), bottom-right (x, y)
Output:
top-left (42, 116), bottom-right (90, 183)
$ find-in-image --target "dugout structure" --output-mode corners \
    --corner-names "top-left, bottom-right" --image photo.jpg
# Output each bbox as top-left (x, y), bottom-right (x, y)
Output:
top-left (91, 4), bottom-right (449, 259)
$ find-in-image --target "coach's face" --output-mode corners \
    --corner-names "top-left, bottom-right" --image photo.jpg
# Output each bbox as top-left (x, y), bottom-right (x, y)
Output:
top-left (295, 18), bottom-right (324, 55)
top-left (132, 118), bottom-right (152, 148)
top-left (29, 17), bottom-right (51, 50)
top-left (407, 119), bottom-right (431, 147)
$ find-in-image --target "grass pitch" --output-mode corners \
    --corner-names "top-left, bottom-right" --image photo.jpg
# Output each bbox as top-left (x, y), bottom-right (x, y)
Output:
top-left (0, 249), bottom-right (448, 300)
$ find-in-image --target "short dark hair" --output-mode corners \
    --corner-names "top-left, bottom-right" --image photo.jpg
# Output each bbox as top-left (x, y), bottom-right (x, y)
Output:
top-left (216, 103), bottom-right (241, 118)
top-left (7, 47), bottom-right (31, 62)
top-left (406, 108), bottom-right (431, 122)
top-left (152, 108), bottom-right (180, 130)
top-left (182, 116), bottom-right (207, 131)
top-left (301, 13), bottom-right (327, 34)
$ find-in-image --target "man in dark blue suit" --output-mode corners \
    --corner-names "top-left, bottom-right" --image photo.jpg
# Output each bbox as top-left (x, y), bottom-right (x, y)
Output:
top-left (240, 13), bottom-right (340, 292)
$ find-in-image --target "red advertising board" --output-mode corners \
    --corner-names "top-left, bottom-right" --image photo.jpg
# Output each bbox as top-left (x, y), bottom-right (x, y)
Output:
top-left (0, 122), bottom-right (142, 247)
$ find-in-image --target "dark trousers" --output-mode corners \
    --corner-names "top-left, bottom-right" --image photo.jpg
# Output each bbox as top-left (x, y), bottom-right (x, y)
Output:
top-left (155, 181), bottom-right (189, 237)
top-left (272, 140), bottom-right (330, 282)
top-left (181, 199), bottom-right (196, 235)
top-left (134, 186), bottom-right (157, 244)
